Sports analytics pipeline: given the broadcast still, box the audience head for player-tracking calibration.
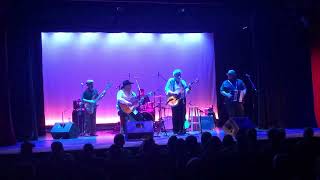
[176,138,186,153]
[51,141,64,154]
[201,132,212,148]
[185,135,199,155]
[268,128,286,144]
[186,135,198,146]
[268,128,279,141]
[114,134,125,148]
[236,129,247,141]
[83,143,94,153]
[167,135,178,153]
[141,137,156,153]
[278,128,286,141]
[207,136,222,152]
[109,144,122,159]
[223,134,235,147]
[247,128,257,142]
[303,127,314,139]
[20,141,35,155]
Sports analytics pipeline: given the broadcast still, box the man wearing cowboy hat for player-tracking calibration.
[116,80,142,134]
[220,70,247,118]
[82,79,99,136]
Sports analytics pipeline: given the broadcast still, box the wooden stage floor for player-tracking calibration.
[1,128,320,155]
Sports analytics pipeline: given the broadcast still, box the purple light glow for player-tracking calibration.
[42,32,217,125]
[52,32,74,44]
[160,33,180,42]
[183,33,203,42]
[106,33,129,44]
[79,32,100,43]
[134,33,154,42]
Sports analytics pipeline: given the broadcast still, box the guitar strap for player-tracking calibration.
[172,79,176,92]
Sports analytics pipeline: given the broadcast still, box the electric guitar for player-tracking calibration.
[119,91,154,114]
[84,83,112,114]
[166,78,199,107]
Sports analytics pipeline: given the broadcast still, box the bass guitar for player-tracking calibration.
[166,78,199,107]
[119,91,154,114]
[84,83,112,114]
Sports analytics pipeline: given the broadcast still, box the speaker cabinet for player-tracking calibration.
[126,121,153,140]
[200,116,215,130]
[223,117,255,136]
[50,122,80,139]
[190,116,215,131]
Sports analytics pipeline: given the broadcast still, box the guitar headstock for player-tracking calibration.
[147,91,155,97]
[190,78,199,85]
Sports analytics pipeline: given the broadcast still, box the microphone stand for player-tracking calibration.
[246,74,257,93]
[245,74,258,127]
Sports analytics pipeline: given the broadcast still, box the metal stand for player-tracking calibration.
[154,95,168,136]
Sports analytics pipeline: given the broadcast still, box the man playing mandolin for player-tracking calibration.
[82,80,99,136]
[165,69,190,135]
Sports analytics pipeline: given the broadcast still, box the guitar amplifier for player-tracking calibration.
[126,121,154,140]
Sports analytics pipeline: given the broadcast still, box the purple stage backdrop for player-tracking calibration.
[42,33,217,125]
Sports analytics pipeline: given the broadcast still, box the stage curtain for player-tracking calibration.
[312,46,320,127]
[215,3,317,128]
[0,31,16,146]
[253,4,316,128]
[6,29,46,140]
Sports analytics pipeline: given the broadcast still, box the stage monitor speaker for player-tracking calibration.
[50,122,80,139]
[200,116,215,130]
[223,117,255,136]
[190,116,215,131]
[126,121,154,140]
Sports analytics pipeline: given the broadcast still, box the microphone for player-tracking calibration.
[80,82,85,86]
[245,73,251,78]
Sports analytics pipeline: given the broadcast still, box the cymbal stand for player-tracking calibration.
[156,96,167,136]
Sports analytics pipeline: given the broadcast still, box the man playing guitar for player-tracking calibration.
[165,69,190,135]
[82,80,99,136]
[116,80,144,134]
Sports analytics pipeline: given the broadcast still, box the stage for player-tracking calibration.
[1,128,320,155]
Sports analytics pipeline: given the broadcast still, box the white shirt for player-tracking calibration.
[116,89,137,111]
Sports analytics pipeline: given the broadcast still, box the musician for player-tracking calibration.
[220,70,247,118]
[165,69,190,135]
[82,80,98,136]
[138,88,150,106]
[116,80,143,134]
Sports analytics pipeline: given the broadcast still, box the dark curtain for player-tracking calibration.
[215,2,316,128]
[0,31,16,146]
[252,2,316,128]
[1,1,46,143]
[310,2,320,127]
[7,30,46,140]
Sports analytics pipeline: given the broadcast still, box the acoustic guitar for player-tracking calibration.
[119,91,154,114]
[84,83,112,114]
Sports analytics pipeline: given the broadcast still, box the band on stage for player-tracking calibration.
[74,69,247,137]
